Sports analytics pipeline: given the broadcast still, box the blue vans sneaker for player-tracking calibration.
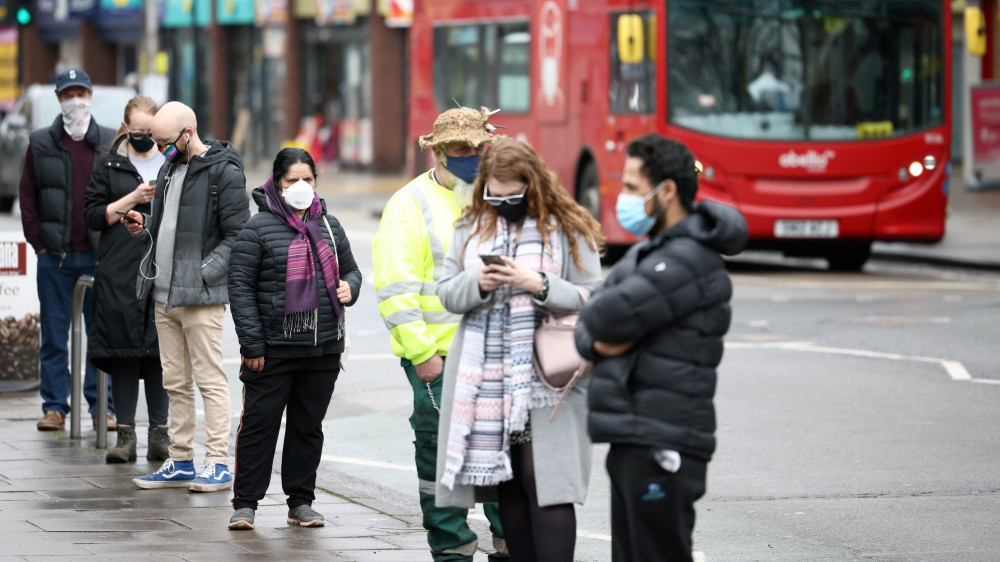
[188,463,233,492]
[133,459,196,489]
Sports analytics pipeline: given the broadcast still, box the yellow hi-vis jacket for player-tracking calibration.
[372,170,464,364]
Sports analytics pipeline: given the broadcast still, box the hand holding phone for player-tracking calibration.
[116,210,139,224]
[478,254,506,293]
[479,253,505,266]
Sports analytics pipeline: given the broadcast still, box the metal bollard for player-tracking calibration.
[70,275,109,447]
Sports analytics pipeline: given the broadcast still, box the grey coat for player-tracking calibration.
[434,223,603,508]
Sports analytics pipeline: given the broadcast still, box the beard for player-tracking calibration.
[453,178,474,208]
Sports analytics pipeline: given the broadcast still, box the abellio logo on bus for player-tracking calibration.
[778,149,836,173]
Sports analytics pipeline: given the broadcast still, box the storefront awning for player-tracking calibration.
[34,0,90,43]
[162,0,210,28]
[95,0,142,43]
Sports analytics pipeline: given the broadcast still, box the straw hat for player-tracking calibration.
[418,106,506,149]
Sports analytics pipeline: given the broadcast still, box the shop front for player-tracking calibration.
[160,0,211,135]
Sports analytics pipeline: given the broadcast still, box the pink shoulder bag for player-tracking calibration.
[533,286,591,422]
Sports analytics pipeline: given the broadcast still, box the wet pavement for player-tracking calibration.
[0,391,441,561]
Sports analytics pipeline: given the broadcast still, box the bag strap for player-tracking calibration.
[548,361,590,423]
[321,214,338,263]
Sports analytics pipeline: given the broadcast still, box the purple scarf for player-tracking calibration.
[263,176,342,335]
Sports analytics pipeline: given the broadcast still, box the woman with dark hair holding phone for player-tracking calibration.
[226,147,362,530]
[434,139,605,561]
[84,94,169,463]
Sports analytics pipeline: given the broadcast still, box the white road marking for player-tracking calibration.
[726,341,989,384]
[321,454,416,472]
[736,277,1000,292]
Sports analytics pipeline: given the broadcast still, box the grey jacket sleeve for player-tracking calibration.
[535,231,604,313]
[436,224,491,315]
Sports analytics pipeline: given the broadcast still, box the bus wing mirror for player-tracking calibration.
[966,6,987,56]
[617,14,645,65]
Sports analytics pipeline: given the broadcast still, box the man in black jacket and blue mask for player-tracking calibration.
[575,134,747,562]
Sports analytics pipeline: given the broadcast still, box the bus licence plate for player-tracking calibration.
[774,220,839,238]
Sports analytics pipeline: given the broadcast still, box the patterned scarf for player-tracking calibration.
[262,176,342,335]
[441,216,562,489]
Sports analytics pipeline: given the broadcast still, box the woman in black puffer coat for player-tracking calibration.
[84,95,170,464]
[226,147,361,530]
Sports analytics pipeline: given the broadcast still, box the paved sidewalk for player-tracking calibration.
[0,392,440,561]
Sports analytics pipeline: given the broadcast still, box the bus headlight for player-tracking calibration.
[694,160,716,180]
[908,161,924,177]
[923,155,937,170]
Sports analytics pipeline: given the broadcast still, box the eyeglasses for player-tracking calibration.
[125,124,152,140]
[156,129,185,151]
[483,183,527,206]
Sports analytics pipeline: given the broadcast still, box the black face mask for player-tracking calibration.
[128,132,155,153]
[495,199,528,223]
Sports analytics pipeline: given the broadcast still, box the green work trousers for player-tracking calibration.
[404,358,506,562]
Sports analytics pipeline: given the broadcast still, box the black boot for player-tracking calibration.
[106,425,137,463]
[147,426,172,461]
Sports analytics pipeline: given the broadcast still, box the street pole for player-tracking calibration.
[144,0,157,70]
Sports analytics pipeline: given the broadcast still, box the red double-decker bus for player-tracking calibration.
[407,0,951,270]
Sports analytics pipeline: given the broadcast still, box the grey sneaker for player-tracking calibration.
[287,505,325,527]
[228,508,255,530]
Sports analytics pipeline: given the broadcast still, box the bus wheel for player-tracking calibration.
[826,242,872,272]
[577,161,600,220]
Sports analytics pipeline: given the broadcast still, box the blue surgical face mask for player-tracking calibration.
[444,154,481,184]
[615,180,667,237]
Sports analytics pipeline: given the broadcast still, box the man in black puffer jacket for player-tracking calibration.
[19,69,116,432]
[575,134,747,562]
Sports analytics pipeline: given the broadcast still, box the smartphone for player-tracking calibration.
[480,253,505,266]
[148,179,156,187]
[115,210,138,224]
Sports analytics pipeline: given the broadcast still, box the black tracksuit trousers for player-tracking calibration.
[232,355,339,511]
[606,444,708,562]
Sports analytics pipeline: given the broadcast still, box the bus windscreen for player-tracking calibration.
[666,1,944,141]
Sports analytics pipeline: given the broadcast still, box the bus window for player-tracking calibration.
[498,24,531,112]
[666,1,943,141]
[434,26,485,110]
[433,22,531,113]
[610,11,656,114]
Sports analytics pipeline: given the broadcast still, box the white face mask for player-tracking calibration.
[60,97,92,141]
[282,180,315,210]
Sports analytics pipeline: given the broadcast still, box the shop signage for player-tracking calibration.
[162,0,210,28]
[315,0,353,25]
[385,0,411,27]
[255,0,287,26]
[0,27,16,113]
[0,233,40,392]
[971,84,1000,166]
[217,0,254,25]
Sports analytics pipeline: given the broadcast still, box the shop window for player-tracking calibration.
[434,22,531,113]
[610,11,656,114]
